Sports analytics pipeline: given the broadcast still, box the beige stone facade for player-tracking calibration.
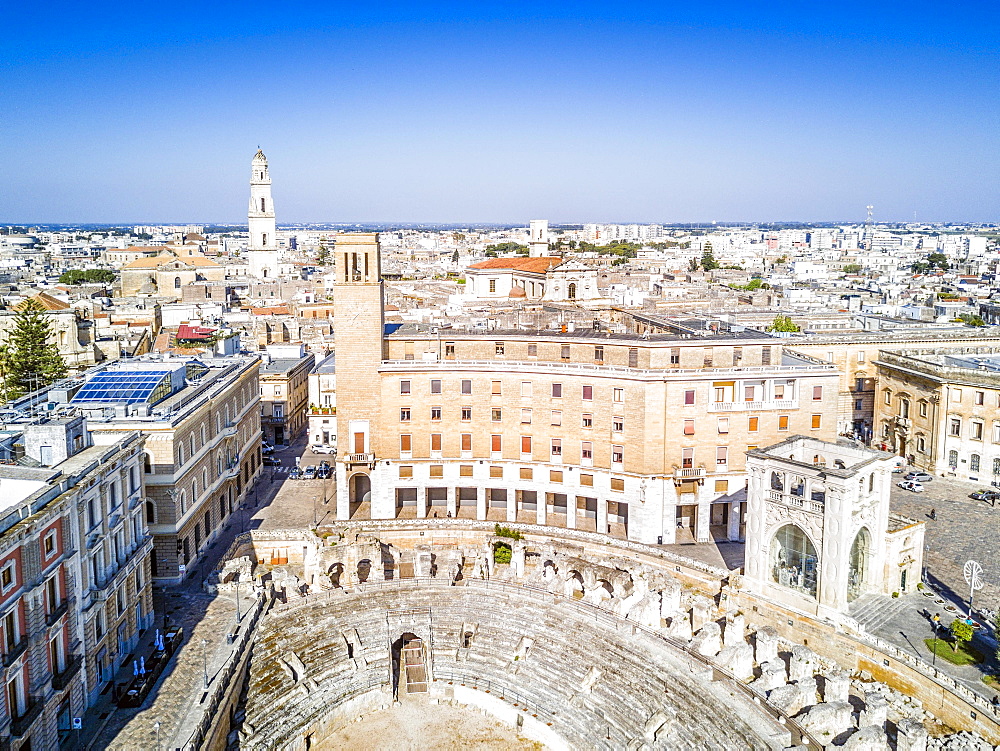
[259,345,314,446]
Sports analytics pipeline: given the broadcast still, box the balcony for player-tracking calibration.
[673,467,706,481]
[220,423,238,439]
[52,655,83,691]
[10,697,43,737]
[707,399,798,412]
[2,639,27,668]
[344,453,375,468]
[46,600,69,627]
[767,489,825,514]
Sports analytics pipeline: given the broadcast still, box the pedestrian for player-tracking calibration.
[929,508,936,520]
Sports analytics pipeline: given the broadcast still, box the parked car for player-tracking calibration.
[970,490,999,503]
[311,444,335,454]
[904,472,933,483]
[891,465,906,474]
[262,455,281,466]
[289,466,302,480]
[303,465,318,480]
[261,442,275,454]
[897,480,924,492]
[316,465,331,479]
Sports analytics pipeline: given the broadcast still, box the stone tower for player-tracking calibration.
[247,149,279,279]
[529,219,550,257]
[333,234,386,510]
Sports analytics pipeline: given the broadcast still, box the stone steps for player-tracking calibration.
[849,593,910,632]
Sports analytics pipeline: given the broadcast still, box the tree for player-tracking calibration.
[927,252,950,271]
[700,248,719,271]
[2,299,67,401]
[58,269,116,285]
[688,258,700,272]
[451,250,459,263]
[768,314,799,333]
[316,244,330,265]
[959,313,986,327]
[843,264,862,274]
[949,618,974,653]
[484,242,528,256]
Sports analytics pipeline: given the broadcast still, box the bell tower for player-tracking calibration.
[247,149,279,279]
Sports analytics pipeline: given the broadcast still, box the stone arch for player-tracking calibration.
[564,570,585,598]
[770,471,784,491]
[349,472,371,513]
[357,559,373,583]
[769,524,819,599]
[328,562,344,588]
[847,527,871,602]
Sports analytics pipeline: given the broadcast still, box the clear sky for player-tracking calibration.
[2,1,997,224]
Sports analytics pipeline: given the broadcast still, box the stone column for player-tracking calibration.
[822,669,850,703]
[691,596,713,631]
[696,500,711,543]
[723,613,746,648]
[476,488,487,521]
[417,487,427,519]
[566,497,577,529]
[536,493,547,525]
[788,645,815,682]
[895,718,927,751]
[446,486,456,518]
[753,626,779,664]
[596,498,607,534]
[859,691,887,729]
[727,500,742,541]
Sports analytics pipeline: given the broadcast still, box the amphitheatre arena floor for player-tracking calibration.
[314,700,543,751]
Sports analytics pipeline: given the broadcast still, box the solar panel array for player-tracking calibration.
[71,369,174,405]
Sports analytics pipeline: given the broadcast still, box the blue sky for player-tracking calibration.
[2,1,997,223]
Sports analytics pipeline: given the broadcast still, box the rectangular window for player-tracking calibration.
[527,344,537,357]
[560,344,571,361]
[857,350,865,363]
[461,407,472,421]
[489,279,497,293]
[431,434,443,451]
[492,408,502,422]
[460,465,474,477]
[744,385,755,402]
[521,408,532,424]
[952,389,962,403]
[551,410,562,426]
[431,407,442,421]
[919,401,928,417]
[613,387,624,403]
[520,381,532,397]
[773,384,785,400]
[703,350,714,368]
[399,465,413,478]
[628,348,638,367]
[43,530,57,558]
[884,390,891,405]
[811,414,822,429]
[733,346,743,365]
[855,399,863,410]
[430,379,442,394]
[581,441,593,460]
[400,408,411,422]
[495,341,505,356]
[490,466,503,478]
[917,436,926,453]
[812,385,823,401]
[612,445,624,463]
[430,465,444,478]
[491,435,502,452]
[610,478,625,492]
[976,391,985,405]
[761,347,771,366]
[551,383,562,398]
[670,348,680,365]
[520,468,533,480]
[491,380,502,396]
[748,416,759,432]
[461,379,472,394]
[521,436,532,454]
[950,418,961,436]
[594,346,604,362]
[612,416,624,432]
[549,470,563,483]
[580,473,594,487]
[994,423,1000,443]
[684,389,695,406]
[716,446,728,465]
[778,415,789,431]
[718,417,729,434]
[400,380,411,395]
[683,419,695,435]
[582,385,593,401]
[400,434,412,453]
[446,343,456,359]
[461,434,472,451]
[582,413,593,428]
[973,422,984,440]
[1,561,15,593]
[551,439,562,456]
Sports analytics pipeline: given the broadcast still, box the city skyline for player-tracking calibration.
[3,1,998,223]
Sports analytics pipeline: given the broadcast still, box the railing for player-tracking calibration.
[434,670,556,724]
[46,600,69,627]
[52,655,83,691]
[707,399,798,412]
[767,490,824,514]
[673,467,706,479]
[345,453,375,465]
[10,696,43,737]
[2,639,27,668]
[379,359,837,378]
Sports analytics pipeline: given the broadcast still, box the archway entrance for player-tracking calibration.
[769,524,818,598]
[390,633,427,697]
[848,528,871,602]
[349,473,371,519]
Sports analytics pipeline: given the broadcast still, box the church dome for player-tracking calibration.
[509,285,527,299]
[253,148,267,162]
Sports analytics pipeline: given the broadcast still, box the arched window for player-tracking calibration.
[900,398,910,418]
[770,471,784,491]
[145,501,156,524]
[174,277,181,289]
[770,524,818,598]
[262,233,268,246]
[971,454,981,472]
[848,528,871,601]
[260,197,266,212]
[144,453,153,474]
[568,282,577,299]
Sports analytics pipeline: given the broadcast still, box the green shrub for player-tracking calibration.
[493,542,512,564]
[494,523,523,541]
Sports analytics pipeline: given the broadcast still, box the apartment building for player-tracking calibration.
[0,420,151,748]
[307,353,337,448]
[875,349,1000,482]
[259,344,314,446]
[333,234,841,545]
[41,353,262,584]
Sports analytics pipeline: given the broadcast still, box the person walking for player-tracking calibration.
[929,508,936,520]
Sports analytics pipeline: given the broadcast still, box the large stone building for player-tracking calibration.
[246,149,280,280]
[0,293,100,372]
[334,234,842,545]
[118,248,226,300]
[258,344,314,446]
[307,352,337,448]
[874,348,1000,482]
[0,420,152,748]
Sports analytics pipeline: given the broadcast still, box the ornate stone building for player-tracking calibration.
[246,149,280,280]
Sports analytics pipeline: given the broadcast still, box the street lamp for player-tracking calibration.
[932,613,941,666]
[235,574,242,623]
[202,638,209,688]
[154,721,160,751]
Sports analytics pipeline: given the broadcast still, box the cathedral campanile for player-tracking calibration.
[247,149,279,279]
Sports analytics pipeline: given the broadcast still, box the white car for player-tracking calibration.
[311,444,335,454]
[897,480,924,493]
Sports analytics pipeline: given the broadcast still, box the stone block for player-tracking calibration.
[723,613,746,648]
[659,579,682,615]
[716,643,754,681]
[767,684,809,716]
[821,668,850,703]
[666,612,692,642]
[858,691,887,729]
[754,626,779,665]
[795,701,853,741]
[691,596,714,631]
[691,622,722,658]
[753,660,787,692]
[895,718,927,751]
[840,725,890,750]
[788,644,816,683]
